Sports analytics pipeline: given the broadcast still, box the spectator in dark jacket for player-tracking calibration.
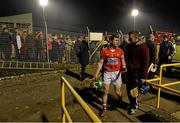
[145,34,157,78]
[58,37,65,63]
[119,34,129,57]
[25,31,35,61]
[119,34,129,84]
[145,34,157,64]
[35,32,44,61]
[126,31,149,115]
[51,37,59,62]
[79,36,89,81]
[0,28,12,60]
[74,36,82,63]
[158,35,175,74]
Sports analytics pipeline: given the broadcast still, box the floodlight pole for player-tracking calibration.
[42,6,49,63]
[131,9,139,31]
[133,16,136,31]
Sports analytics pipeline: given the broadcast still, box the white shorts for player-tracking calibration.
[103,71,122,87]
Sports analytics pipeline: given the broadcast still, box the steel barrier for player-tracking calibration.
[61,76,101,122]
[146,63,180,108]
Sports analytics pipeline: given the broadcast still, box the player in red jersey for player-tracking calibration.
[94,35,127,117]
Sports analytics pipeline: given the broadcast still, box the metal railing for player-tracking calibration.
[0,61,53,70]
[61,76,101,122]
[146,63,180,108]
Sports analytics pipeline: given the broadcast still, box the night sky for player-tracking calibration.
[0,0,179,33]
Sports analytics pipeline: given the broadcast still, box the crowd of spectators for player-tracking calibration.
[0,25,100,64]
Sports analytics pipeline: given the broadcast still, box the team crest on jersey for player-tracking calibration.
[116,54,120,58]
[106,58,118,65]
[106,54,110,57]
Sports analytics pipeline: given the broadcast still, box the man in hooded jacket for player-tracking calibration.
[126,31,149,115]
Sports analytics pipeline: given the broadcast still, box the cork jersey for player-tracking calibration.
[101,47,124,72]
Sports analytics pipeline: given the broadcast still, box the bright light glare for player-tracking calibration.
[131,9,139,17]
[39,0,48,6]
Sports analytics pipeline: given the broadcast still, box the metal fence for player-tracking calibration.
[0,26,101,64]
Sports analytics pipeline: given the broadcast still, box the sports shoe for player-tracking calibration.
[99,108,107,117]
[99,104,108,117]
[128,108,137,115]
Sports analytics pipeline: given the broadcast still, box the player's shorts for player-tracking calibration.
[103,71,122,87]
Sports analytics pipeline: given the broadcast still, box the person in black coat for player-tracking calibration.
[145,34,156,65]
[74,37,82,63]
[145,34,157,78]
[0,28,12,60]
[79,36,89,81]
[158,35,175,74]
[119,34,129,84]
[25,31,35,61]
[51,38,59,62]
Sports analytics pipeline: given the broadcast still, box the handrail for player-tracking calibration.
[146,79,180,94]
[146,63,180,108]
[160,63,180,67]
[162,81,180,87]
[61,76,101,122]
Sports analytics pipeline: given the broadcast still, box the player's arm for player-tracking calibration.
[94,58,104,79]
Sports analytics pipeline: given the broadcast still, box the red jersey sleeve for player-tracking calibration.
[120,49,125,59]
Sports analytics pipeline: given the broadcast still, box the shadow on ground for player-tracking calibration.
[65,69,94,80]
[149,86,180,103]
[162,69,180,79]
[74,87,129,113]
[65,69,81,80]
[147,69,180,102]
[41,114,49,122]
[137,108,180,122]
[137,113,160,122]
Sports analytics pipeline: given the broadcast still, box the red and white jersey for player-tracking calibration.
[101,47,124,72]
